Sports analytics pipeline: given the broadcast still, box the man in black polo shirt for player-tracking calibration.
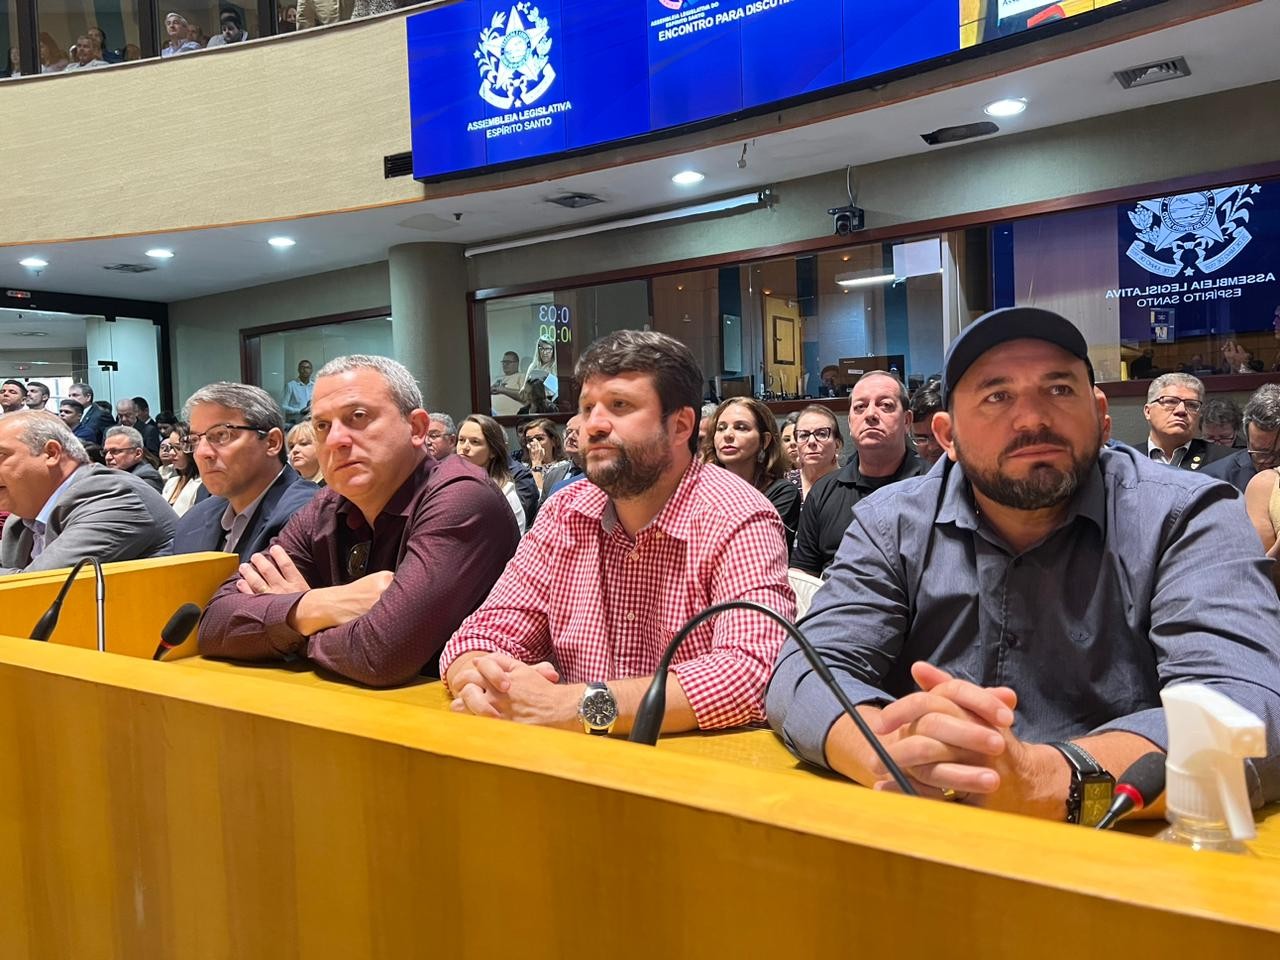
[792,371,926,575]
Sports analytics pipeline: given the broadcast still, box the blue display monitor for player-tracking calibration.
[408,1,1147,181]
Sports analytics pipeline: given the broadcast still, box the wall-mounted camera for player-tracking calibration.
[828,204,865,236]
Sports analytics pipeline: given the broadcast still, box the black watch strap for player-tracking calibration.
[1050,741,1114,826]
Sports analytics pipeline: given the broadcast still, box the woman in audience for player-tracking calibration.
[286,421,325,485]
[520,418,565,493]
[158,429,178,480]
[457,414,525,533]
[4,47,21,78]
[518,377,557,415]
[161,429,202,516]
[39,33,68,72]
[779,412,799,471]
[525,337,559,401]
[792,404,844,500]
[703,398,801,552]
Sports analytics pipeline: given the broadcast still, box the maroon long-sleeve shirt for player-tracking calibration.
[198,454,519,687]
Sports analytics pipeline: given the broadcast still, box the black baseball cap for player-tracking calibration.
[942,307,1094,405]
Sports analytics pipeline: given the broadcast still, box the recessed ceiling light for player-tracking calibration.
[268,237,296,249]
[145,248,175,259]
[19,257,47,268]
[671,170,705,186]
[983,97,1027,118]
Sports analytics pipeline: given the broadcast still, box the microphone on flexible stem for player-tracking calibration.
[1095,751,1166,830]
[153,603,203,661]
[29,556,107,651]
[628,599,918,797]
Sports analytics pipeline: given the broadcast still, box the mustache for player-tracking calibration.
[1003,430,1072,458]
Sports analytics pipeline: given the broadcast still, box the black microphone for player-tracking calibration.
[29,557,106,650]
[1095,751,1166,830]
[628,599,918,796]
[153,603,202,661]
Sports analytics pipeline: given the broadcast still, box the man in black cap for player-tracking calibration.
[767,307,1280,821]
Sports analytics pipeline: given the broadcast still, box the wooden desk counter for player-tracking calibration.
[2,641,1278,959]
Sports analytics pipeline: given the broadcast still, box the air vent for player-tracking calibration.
[12,331,48,337]
[102,263,157,274]
[547,193,604,209]
[384,151,414,178]
[920,121,999,146]
[1114,56,1191,90]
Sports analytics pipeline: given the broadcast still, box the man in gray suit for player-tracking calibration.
[0,412,177,575]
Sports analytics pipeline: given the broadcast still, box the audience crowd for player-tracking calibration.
[2,309,1279,820]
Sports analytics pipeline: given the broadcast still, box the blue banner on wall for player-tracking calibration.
[1113,183,1280,341]
[407,0,1144,180]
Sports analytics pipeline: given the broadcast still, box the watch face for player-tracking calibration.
[1080,778,1114,828]
[581,689,617,727]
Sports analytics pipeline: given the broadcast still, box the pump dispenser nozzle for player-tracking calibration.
[1159,683,1265,853]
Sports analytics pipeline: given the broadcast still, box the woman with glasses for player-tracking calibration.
[160,429,202,517]
[457,414,525,534]
[792,405,844,500]
[703,398,800,553]
[286,421,325,486]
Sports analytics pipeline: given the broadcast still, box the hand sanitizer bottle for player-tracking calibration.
[1157,684,1265,855]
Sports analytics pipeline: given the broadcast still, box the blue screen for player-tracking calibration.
[408,0,1126,180]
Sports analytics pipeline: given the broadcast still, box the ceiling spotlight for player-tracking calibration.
[671,170,705,186]
[983,97,1027,118]
[268,237,296,249]
[19,257,48,269]
[146,248,175,259]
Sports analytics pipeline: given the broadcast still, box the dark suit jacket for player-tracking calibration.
[81,405,112,444]
[171,465,318,562]
[1200,448,1257,492]
[1156,438,1233,472]
[509,457,539,527]
[0,464,177,574]
[128,461,164,492]
[135,418,162,456]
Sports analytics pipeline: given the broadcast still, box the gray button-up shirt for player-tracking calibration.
[767,445,1280,806]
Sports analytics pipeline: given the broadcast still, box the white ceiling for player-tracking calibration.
[3,1,1278,304]
[0,308,94,352]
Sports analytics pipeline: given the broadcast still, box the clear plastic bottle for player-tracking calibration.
[1156,684,1264,856]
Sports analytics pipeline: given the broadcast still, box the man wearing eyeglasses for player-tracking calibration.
[1203,383,1280,492]
[791,371,927,576]
[103,426,164,492]
[1143,373,1231,472]
[197,356,518,687]
[170,383,318,562]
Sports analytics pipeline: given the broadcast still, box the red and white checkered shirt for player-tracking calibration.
[440,459,795,729]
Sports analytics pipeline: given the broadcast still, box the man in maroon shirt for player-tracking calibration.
[198,355,520,686]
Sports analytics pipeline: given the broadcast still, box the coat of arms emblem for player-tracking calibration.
[475,3,556,110]
[1125,184,1260,278]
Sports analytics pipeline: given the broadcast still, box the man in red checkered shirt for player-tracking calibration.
[441,330,794,735]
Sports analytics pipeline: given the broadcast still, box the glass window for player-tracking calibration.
[476,233,956,418]
[1,0,18,78]
[161,3,257,57]
[37,0,143,70]
[243,315,393,424]
[993,175,1280,380]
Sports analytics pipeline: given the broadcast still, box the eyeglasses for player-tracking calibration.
[795,427,835,443]
[159,442,179,453]
[1150,396,1203,413]
[1248,448,1280,466]
[180,423,268,453]
[102,445,140,459]
[346,541,371,579]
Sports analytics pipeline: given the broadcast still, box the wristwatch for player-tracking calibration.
[578,682,618,736]
[1050,741,1114,826]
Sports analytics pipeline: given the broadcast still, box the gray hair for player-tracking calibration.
[428,412,457,436]
[701,403,718,419]
[104,425,143,448]
[316,355,423,416]
[183,382,285,432]
[1244,384,1280,434]
[1147,372,1205,404]
[6,411,89,464]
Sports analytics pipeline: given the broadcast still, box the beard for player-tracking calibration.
[955,426,1099,511]
[585,426,673,500]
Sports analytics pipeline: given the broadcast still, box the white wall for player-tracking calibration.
[85,316,161,411]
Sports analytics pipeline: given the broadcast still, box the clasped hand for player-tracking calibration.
[237,545,395,635]
[450,652,578,728]
[867,662,1050,812]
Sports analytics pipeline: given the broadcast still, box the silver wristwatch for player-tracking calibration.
[578,682,618,736]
